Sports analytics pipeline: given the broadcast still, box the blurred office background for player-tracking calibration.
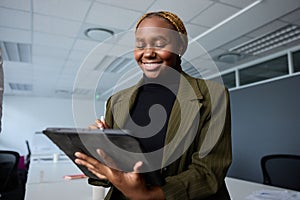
[0,0,299,184]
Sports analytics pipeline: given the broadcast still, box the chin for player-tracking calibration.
[144,73,160,79]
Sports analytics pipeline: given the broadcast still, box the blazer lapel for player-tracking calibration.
[110,80,142,129]
[162,73,203,167]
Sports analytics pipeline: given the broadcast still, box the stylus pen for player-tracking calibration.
[100,115,105,130]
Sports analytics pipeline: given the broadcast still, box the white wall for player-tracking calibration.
[0,95,105,155]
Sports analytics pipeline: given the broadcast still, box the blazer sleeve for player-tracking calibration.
[161,85,232,200]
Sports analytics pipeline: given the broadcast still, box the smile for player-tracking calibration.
[142,62,162,70]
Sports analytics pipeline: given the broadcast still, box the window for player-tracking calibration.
[239,55,288,86]
[292,50,300,73]
[221,72,236,89]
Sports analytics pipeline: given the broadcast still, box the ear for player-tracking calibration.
[178,45,184,56]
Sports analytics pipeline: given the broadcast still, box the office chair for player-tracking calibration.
[261,154,300,191]
[0,150,20,198]
[25,140,31,169]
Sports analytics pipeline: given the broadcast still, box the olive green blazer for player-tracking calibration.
[89,72,232,200]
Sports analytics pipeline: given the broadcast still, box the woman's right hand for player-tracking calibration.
[88,117,109,130]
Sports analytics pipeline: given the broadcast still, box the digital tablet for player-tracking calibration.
[43,127,165,186]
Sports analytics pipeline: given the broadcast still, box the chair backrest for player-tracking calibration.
[261,154,300,191]
[25,140,31,169]
[0,150,20,192]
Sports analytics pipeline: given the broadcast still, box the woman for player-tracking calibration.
[75,11,232,200]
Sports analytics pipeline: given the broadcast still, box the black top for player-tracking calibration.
[124,72,180,153]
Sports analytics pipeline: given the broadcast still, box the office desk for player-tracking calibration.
[225,177,300,200]
[25,156,106,200]
[25,157,298,200]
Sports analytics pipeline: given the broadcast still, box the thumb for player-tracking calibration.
[133,161,143,173]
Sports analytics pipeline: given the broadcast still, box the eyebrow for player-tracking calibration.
[135,35,170,43]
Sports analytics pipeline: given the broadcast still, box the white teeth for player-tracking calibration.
[144,63,158,66]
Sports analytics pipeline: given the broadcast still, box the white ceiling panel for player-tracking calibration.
[191,3,239,27]
[185,24,208,38]
[86,3,141,30]
[246,20,288,38]
[219,0,257,9]
[32,55,65,67]
[68,50,89,63]
[0,0,31,11]
[3,62,34,83]
[33,14,82,37]
[148,0,213,22]
[33,0,91,21]
[32,45,70,59]
[220,36,253,50]
[95,0,155,12]
[0,8,31,30]
[0,27,31,43]
[280,8,300,23]
[73,39,99,53]
[33,32,74,49]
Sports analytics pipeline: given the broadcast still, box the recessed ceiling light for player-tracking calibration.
[84,28,114,42]
[218,52,242,63]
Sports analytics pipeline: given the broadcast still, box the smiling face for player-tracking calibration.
[134,16,183,79]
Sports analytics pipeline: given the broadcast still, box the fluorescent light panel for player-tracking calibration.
[229,24,300,55]
[9,83,33,91]
[0,41,32,63]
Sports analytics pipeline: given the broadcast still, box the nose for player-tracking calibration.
[143,47,156,57]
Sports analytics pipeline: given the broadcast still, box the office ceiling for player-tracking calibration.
[1,0,300,100]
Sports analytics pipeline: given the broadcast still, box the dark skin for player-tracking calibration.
[75,15,183,200]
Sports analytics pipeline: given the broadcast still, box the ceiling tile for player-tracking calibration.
[32,45,70,58]
[185,23,208,38]
[95,0,155,12]
[34,14,82,37]
[0,27,31,43]
[0,7,31,30]
[280,8,300,23]
[191,3,239,27]
[3,62,34,82]
[62,60,81,75]
[148,0,213,22]
[33,0,91,21]
[33,32,74,49]
[73,39,99,52]
[86,2,141,30]
[219,0,257,9]
[220,36,253,50]
[32,55,65,67]
[0,0,31,11]
[68,50,89,62]
[246,20,288,38]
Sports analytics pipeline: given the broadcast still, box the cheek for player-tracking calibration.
[158,50,177,63]
[133,50,141,62]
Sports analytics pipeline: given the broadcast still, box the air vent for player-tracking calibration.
[0,41,32,63]
[229,24,300,56]
[9,83,33,91]
[94,55,134,73]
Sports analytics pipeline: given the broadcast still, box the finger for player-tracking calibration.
[133,161,143,173]
[74,158,97,170]
[74,152,104,169]
[88,168,108,180]
[95,119,109,129]
[88,124,99,130]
